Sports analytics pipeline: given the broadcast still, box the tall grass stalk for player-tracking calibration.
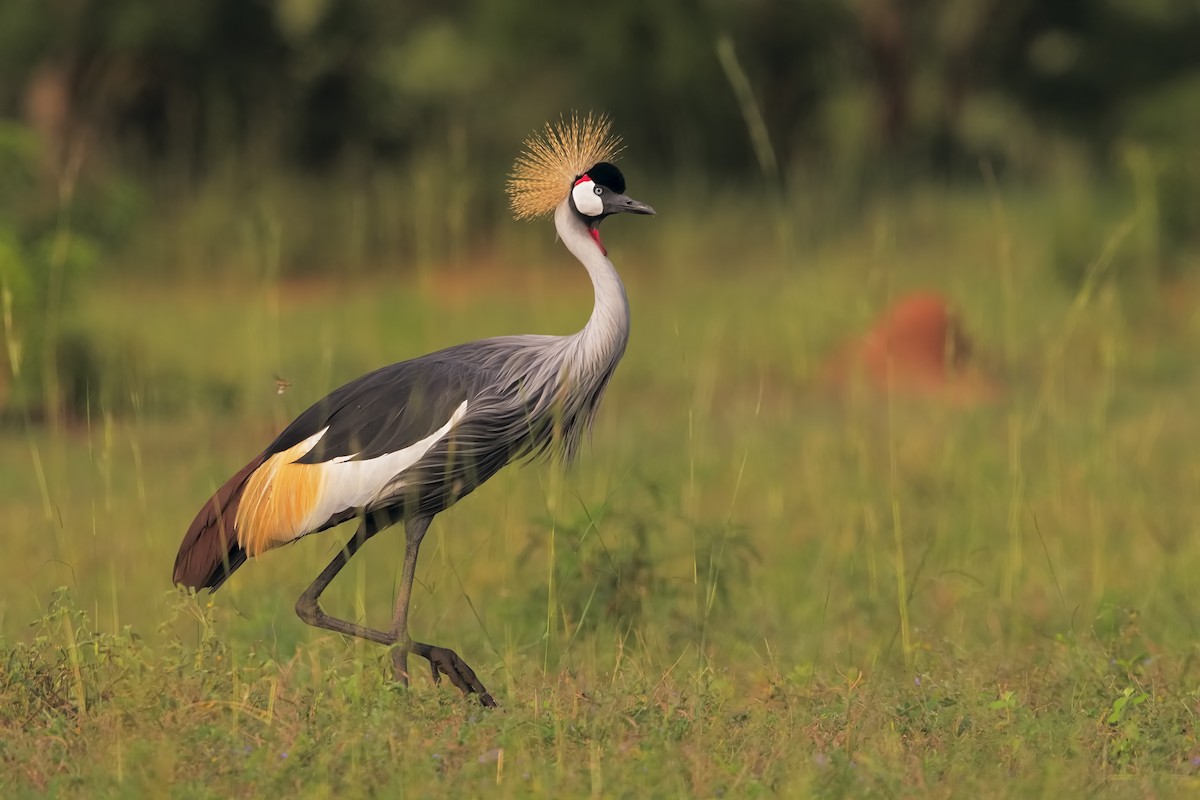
[981,161,1016,368]
[887,363,913,671]
[1003,413,1025,609]
[1028,214,1137,433]
[542,464,562,676]
[715,36,778,183]
[40,154,83,430]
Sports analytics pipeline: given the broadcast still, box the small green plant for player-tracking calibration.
[0,587,140,722]
[1103,686,1150,770]
[1105,685,1148,726]
[523,491,669,638]
[988,688,1018,713]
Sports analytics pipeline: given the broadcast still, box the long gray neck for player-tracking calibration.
[553,200,631,373]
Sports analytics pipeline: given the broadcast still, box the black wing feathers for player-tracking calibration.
[272,358,480,466]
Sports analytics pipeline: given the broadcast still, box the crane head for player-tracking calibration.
[507,113,654,223]
[568,162,655,223]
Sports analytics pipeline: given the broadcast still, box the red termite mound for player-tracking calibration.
[822,292,999,404]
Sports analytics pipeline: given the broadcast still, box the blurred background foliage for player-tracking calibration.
[0,0,1197,420]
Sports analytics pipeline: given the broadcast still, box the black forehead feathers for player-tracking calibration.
[579,162,625,194]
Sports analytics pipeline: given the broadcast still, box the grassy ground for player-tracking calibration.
[2,182,1200,797]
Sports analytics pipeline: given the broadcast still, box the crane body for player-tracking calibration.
[173,115,653,706]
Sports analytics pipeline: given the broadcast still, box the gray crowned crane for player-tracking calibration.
[173,114,654,706]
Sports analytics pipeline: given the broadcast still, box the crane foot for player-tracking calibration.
[405,641,496,707]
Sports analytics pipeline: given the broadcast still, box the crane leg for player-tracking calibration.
[386,513,494,705]
[388,515,496,707]
[294,517,398,645]
[293,514,495,706]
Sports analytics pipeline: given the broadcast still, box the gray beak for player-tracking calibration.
[603,192,656,216]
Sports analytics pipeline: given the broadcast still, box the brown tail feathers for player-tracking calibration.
[173,454,266,591]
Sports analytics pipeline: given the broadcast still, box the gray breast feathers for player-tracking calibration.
[363,334,623,517]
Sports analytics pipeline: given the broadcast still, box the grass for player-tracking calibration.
[3,178,1200,797]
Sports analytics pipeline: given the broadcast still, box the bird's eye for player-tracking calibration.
[594,186,603,196]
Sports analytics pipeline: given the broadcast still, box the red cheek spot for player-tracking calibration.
[574,175,591,186]
[589,228,607,256]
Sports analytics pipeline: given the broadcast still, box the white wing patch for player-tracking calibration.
[298,400,468,533]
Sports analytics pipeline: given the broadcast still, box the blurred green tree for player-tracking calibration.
[0,0,1194,290]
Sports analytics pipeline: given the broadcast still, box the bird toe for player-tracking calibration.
[413,642,496,707]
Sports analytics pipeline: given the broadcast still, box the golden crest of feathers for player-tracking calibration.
[507,112,623,220]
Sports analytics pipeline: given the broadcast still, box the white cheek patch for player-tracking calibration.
[572,178,604,217]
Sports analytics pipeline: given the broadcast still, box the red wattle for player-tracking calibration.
[589,228,607,255]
